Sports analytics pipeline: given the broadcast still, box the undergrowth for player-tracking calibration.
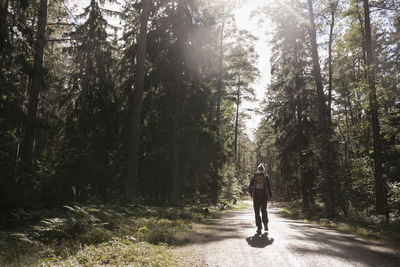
[0,201,244,266]
[43,239,179,266]
[278,200,400,246]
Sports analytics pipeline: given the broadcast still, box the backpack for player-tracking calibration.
[254,172,265,190]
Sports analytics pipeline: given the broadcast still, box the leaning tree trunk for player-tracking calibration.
[125,0,152,203]
[362,0,387,215]
[21,0,48,166]
[307,0,335,218]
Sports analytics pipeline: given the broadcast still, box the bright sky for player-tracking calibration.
[234,0,271,141]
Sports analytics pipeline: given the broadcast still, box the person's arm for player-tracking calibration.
[248,175,255,197]
[266,174,272,199]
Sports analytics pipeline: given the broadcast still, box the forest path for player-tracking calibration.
[176,201,400,267]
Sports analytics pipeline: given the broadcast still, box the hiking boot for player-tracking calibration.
[256,228,261,235]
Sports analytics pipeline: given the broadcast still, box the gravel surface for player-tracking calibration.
[176,201,400,267]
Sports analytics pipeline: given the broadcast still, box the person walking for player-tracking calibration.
[249,163,272,235]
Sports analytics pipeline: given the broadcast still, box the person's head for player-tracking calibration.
[257,163,265,172]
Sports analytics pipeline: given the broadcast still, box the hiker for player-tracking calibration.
[248,163,272,235]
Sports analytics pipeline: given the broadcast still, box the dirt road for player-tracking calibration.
[177,201,400,267]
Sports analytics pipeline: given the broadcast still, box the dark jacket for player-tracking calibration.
[248,171,272,198]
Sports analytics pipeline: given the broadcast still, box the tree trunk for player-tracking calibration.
[170,2,186,203]
[170,93,182,203]
[0,0,9,50]
[356,1,368,80]
[362,0,387,215]
[295,74,309,209]
[216,21,224,139]
[343,85,353,209]
[21,0,48,166]
[328,2,337,124]
[307,0,335,218]
[234,74,241,162]
[125,0,152,203]
[266,147,272,179]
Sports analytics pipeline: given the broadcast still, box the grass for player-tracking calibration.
[278,201,400,246]
[229,200,249,210]
[0,200,246,266]
[213,200,249,214]
[43,239,179,266]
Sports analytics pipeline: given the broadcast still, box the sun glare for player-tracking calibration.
[234,0,271,140]
[276,0,309,25]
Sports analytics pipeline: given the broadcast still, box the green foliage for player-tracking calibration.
[0,202,215,266]
[43,239,179,267]
[255,0,400,217]
[0,201,248,266]
[56,0,121,202]
[132,218,190,245]
[1,0,263,210]
[388,182,400,212]
[220,163,242,202]
[256,0,319,205]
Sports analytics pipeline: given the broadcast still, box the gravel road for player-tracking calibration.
[176,201,400,267]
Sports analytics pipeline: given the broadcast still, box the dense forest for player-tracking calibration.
[1,0,399,222]
[256,0,400,219]
[0,0,257,213]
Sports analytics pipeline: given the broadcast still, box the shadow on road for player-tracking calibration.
[183,208,255,245]
[246,234,274,248]
[285,220,400,266]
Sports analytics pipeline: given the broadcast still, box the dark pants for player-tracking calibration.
[253,191,269,231]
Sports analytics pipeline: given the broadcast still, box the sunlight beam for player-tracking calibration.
[275,0,310,26]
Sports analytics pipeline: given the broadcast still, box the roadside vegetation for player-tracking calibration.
[0,201,246,266]
[279,200,400,246]
[255,0,400,221]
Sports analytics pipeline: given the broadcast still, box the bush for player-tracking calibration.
[220,163,242,202]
